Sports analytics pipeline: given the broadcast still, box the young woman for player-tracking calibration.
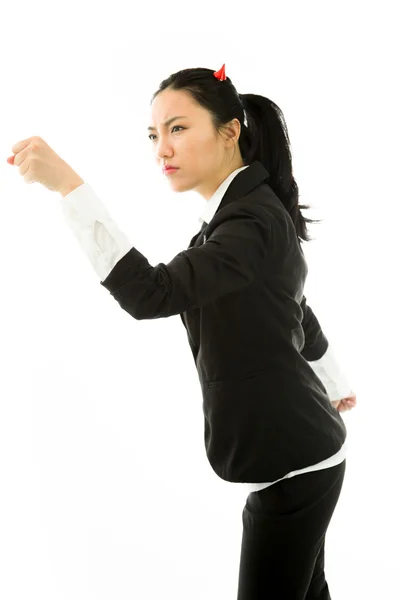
[11,63,356,599]
[143,65,356,598]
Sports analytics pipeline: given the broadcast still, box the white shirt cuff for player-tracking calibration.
[308,343,353,401]
[59,182,133,281]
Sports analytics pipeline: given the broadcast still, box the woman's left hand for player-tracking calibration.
[6,136,83,195]
[331,393,357,412]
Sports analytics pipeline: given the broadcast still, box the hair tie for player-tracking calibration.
[213,63,226,81]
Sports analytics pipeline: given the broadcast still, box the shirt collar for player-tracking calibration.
[198,165,250,226]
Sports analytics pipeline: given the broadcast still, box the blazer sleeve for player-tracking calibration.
[301,295,354,400]
[299,295,329,361]
[100,202,271,319]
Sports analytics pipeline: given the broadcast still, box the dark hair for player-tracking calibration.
[151,67,322,243]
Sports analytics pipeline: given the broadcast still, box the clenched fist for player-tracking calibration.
[7,136,83,196]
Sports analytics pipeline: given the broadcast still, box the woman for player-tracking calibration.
[143,64,356,599]
[10,63,356,599]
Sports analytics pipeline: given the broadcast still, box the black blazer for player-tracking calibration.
[100,160,347,483]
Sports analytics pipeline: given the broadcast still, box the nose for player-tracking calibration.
[155,136,174,162]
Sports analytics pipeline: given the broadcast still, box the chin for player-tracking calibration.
[170,184,189,193]
[167,178,192,193]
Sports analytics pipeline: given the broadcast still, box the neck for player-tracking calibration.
[198,158,245,201]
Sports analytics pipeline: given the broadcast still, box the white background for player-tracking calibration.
[0,2,398,599]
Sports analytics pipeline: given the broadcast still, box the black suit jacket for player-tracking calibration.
[100,160,347,483]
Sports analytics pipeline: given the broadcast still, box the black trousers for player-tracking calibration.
[236,459,346,600]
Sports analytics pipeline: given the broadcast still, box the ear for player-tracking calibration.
[221,118,241,148]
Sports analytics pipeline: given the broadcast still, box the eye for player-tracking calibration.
[148,125,185,141]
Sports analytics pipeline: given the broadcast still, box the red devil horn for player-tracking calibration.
[213,64,226,81]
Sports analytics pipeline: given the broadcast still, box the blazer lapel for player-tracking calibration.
[186,160,270,250]
[187,220,208,249]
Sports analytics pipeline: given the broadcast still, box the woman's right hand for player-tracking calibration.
[331,393,357,412]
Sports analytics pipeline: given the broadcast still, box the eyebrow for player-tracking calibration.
[147,116,188,131]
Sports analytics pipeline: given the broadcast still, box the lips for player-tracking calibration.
[162,166,179,173]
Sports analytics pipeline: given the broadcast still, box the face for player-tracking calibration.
[148,88,242,200]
